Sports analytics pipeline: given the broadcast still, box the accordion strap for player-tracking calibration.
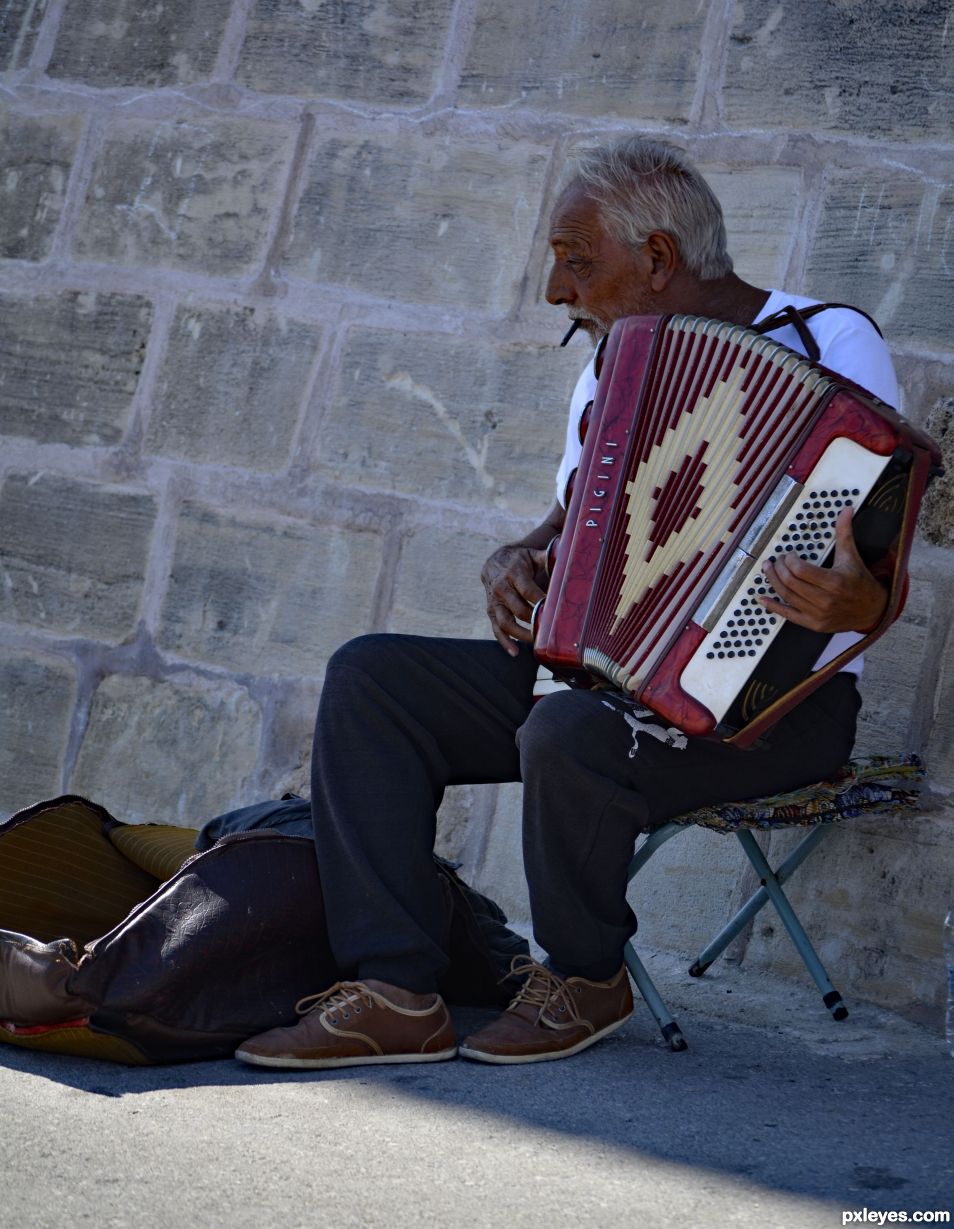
[753,302,884,363]
[725,442,931,750]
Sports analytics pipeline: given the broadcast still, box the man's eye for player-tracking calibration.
[567,258,591,274]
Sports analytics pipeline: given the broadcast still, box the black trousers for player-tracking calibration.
[310,634,860,992]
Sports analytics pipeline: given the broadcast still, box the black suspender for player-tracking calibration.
[752,301,884,363]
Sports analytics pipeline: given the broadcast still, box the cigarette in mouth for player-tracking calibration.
[560,320,581,346]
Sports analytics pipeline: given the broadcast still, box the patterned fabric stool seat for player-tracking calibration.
[624,755,925,1051]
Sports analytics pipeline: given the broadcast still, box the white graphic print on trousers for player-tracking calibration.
[601,700,689,757]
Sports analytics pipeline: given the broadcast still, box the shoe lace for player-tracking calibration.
[294,982,375,1023]
[504,957,582,1025]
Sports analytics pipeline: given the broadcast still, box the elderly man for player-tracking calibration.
[236,136,897,1069]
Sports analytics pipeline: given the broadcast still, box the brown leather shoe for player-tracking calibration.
[235,980,457,1069]
[459,958,633,1064]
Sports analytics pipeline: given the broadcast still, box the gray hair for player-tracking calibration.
[569,137,733,280]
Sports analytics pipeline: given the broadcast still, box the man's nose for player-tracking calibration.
[545,262,574,306]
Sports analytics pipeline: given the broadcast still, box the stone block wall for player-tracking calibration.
[1,0,952,1020]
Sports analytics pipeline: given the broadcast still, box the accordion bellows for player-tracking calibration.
[534,314,940,744]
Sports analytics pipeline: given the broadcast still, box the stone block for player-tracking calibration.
[704,165,803,289]
[0,0,49,70]
[468,782,529,924]
[744,814,954,1014]
[0,474,156,640]
[158,501,384,676]
[804,170,952,350]
[459,0,706,120]
[724,0,954,141]
[263,680,323,802]
[0,290,151,446]
[146,304,321,470]
[435,783,499,866]
[75,118,296,277]
[237,0,454,104]
[317,328,582,517]
[48,0,231,87]
[853,578,933,758]
[0,651,76,819]
[919,398,954,548]
[389,527,499,640]
[0,112,82,261]
[285,133,549,311]
[70,673,262,827]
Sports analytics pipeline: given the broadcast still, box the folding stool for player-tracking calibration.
[622,755,925,1051]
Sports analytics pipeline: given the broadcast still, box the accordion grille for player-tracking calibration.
[586,316,834,686]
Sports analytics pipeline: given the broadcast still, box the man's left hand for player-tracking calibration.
[760,507,888,633]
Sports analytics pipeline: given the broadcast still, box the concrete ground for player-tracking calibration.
[1,950,951,1229]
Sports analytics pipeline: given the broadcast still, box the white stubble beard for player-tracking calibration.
[568,311,609,345]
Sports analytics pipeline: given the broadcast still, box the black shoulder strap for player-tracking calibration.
[593,333,610,379]
[753,301,884,363]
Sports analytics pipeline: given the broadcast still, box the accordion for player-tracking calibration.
[534,314,941,747]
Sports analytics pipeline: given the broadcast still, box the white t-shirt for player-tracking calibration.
[552,292,901,677]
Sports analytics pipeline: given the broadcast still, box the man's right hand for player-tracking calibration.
[481,544,550,656]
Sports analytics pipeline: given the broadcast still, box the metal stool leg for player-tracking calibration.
[624,823,691,1050]
[688,824,830,976]
[624,940,688,1051]
[735,828,848,1021]
[626,821,686,878]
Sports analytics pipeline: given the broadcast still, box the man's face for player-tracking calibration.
[545,182,653,343]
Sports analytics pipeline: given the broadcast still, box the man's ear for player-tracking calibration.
[644,231,679,290]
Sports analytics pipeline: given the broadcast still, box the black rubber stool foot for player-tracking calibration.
[823,990,849,1021]
[688,960,711,977]
[661,1022,689,1051]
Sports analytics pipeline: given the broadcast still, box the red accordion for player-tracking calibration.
[534,314,940,747]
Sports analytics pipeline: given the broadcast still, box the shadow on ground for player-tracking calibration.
[2,960,951,1217]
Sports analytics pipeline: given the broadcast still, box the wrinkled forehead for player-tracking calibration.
[548,181,606,246]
